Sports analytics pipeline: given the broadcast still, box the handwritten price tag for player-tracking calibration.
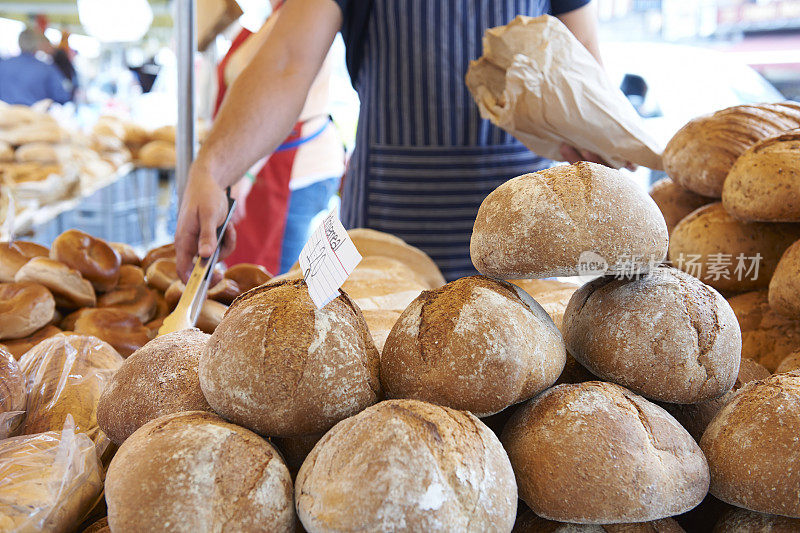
[299,208,362,308]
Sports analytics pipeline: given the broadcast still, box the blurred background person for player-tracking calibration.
[0,27,71,105]
[51,30,78,100]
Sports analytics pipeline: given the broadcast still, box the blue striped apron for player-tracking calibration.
[341,0,552,281]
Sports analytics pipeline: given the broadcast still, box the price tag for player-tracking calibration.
[299,208,362,308]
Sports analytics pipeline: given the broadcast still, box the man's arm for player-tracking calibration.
[556,2,602,66]
[176,0,342,280]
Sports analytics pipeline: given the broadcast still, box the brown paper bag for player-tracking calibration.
[466,15,664,170]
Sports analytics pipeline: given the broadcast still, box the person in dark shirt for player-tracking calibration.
[0,28,71,106]
[176,0,604,281]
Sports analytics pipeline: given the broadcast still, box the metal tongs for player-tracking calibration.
[158,190,236,335]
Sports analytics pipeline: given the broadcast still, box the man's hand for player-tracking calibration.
[175,165,237,282]
[558,143,637,171]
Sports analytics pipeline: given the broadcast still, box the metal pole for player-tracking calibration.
[175,0,196,202]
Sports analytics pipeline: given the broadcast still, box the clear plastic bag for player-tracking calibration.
[0,346,26,440]
[18,334,123,458]
[0,420,104,533]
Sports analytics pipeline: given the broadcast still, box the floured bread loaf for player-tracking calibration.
[649,177,712,234]
[563,267,741,404]
[295,399,516,533]
[361,308,401,353]
[502,382,709,524]
[381,275,565,416]
[97,329,213,445]
[200,279,380,437]
[348,228,445,288]
[701,371,800,517]
[471,162,668,279]
[343,255,426,312]
[105,411,294,532]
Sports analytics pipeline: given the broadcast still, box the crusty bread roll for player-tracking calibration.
[649,177,713,234]
[109,242,141,266]
[200,279,380,437]
[0,325,62,359]
[14,257,96,308]
[223,262,271,292]
[361,308,401,353]
[701,371,800,517]
[0,240,48,282]
[727,290,800,371]
[662,357,770,441]
[0,430,103,533]
[509,278,579,330]
[138,140,175,168]
[382,275,566,416]
[776,351,800,373]
[97,284,157,323]
[97,329,213,445]
[0,347,26,439]
[471,162,668,279]
[348,228,446,288]
[563,267,741,403]
[50,229,121,293]
[116,264,145,287]
[513,510,686,532]
[105,411,294,532]
[296,399,517,533]
[140,243,175,271]
[769,239,800,318]
[145,257,177,292]
[0,282,56,340]
[502,382,709,524]
[722,130,800,222]
[72,309,152,357]
[663,102,800,197]
[713,508,800,532]
[669,203,800,292]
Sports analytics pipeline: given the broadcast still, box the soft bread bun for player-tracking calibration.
[105,411,294,532]
[0,325,63,359]
[0,430,103,533]
[722,130,800,222]
[206,278,241,305]
[361,309,401,353]
[727,290,800,371]
[0,347,26,439]
[649,177,713,234]
[776,351,800,373]
[116,264,145,287]
[122,122,149,147]
[513,510,686,532]
[138,140,175,168]
[97,284,157,323]
[14,257,96,308]
[295,399,516,533]
[140,243,174,271]
[50,229,121,292]
[0,282,56,340]
[223,262,271,291]
[348,228,446,288]
[109,242,141,266]
[663,102,800,197]
[713,508,800,532]
[662,357,770,441]
[97,329,213,445]
[509,279,579,330]
[0,140,12,162]
[563,267,742,404]
[669,203,800,292]
[18,334,123,453]
[769,240,800,318]
[502,381,709,524]
[701,371,800,517]
[471,162,669,279]
[149,124,176,144]
[72,309,152,357]
[382,275,566,416]
[0,241,49,282]
[200,279,380,437]
[145,257,177,292]
[14,142,59,163]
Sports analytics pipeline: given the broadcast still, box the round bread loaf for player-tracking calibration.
[343,255,427,312]
[97,329,213,445]
[116,264,145,287]
[0,282,55,340]
[106,411,294,532]
[223,262,272,291]
[0,241,48,282]
[723,130,800,222]
[0,430,103,533]
[200,279,380,437]
[72,308,152,357]
[361,308,401,353]
[769,239,800,318]
[14,257,96,308]
[669,202,800,292]
[513,510,686,532]
[510,279,579,330]
[381,275,566,416]
[0,347,26,439]
[713,508,800,532]
[50,229,121,292]
[348,228,446,288]
[777,351,800,373]
[471,162,668,279]
[295,399,516,533]
[502,381,709,524]
[727,290,800,371]
[649,177,713,234]
[563,267,741,403]
[700,371,800,517]
[663,103,800,197]
[109,242,141,266]
[0,325,62,359]
[97,284,157,323]
[662,357,770,441]
[18,334,123,452]
[141,243,174,272]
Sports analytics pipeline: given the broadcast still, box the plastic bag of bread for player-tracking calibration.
[18,334,123,457]
[0,347,26,439]
[0,422,103,533]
